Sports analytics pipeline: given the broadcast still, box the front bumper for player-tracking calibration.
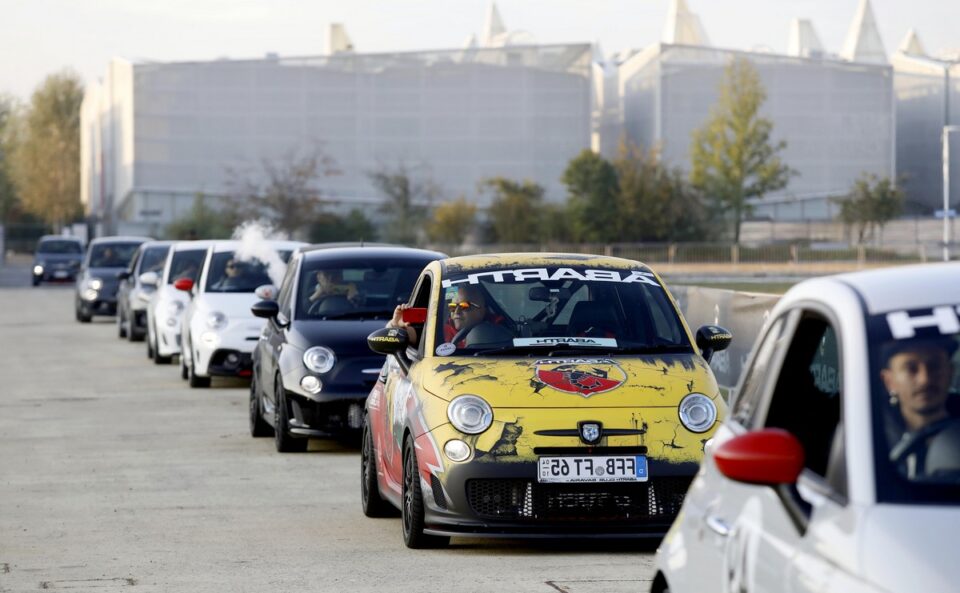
[286,390,368,437]
[191,322,260,376]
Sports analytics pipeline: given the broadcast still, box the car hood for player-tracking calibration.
[35,254,82,265]
[419,353,717,408]
[195,293,262,318]
[287,319,392,354]
[860,504,960,593]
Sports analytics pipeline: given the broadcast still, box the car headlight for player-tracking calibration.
[166,301,185,317]
[447,395,493,435]
[205,311,228,330]
[87,278,103,291]
[678,393,718,433]
[33,265,44,275]
[303,346,336,374]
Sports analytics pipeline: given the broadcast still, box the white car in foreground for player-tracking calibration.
[653,262,960,593]
[144,240,214,364]
[179,240,303,388]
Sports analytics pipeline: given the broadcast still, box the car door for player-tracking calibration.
[262,254,299,409]
[706,307,848,593]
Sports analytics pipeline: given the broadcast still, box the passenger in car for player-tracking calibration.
[446,285,512,347]
[309,270,359,304]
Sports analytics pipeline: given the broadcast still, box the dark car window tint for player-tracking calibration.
[204,252,278,293]
[167,249,206,284]
[732,315,788,427]
[140,246,170,275]
[37,240,82,254]
[89,243,141,268]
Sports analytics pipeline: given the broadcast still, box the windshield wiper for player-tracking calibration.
[318,310,393,320]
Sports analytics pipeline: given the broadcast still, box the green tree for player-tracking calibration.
[9,71,84,230]
[369,164,436,246]
[0,95,21,222]
[690,57,792,243]
[165,193,239,239]
[615,141,710,242]
[482,178,545,244]
[561,149,619,242]
[226,148,336,238]
[309,209,378,243]
[426,197,477,244]
[835,174,904,244]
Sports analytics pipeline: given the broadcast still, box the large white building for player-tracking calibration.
[81,7,593,234]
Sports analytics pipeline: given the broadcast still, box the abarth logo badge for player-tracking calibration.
[532,358,627,398]
[579,421,602,445]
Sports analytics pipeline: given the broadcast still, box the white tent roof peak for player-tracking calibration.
[481,2,507,47]
[899,29,926,56]
[326,23,353,55]
[788,19,824,58]
[662,0,710,46]
[840,0,887,64]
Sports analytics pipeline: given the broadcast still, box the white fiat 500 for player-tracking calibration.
[144,240,215,365]
[179,240,303,387]
[653,262,960,593]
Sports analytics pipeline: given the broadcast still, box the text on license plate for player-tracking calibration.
[537,455,648,483]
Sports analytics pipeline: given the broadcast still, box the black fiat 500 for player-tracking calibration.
[75,236,151,322]
[249,245,445,452]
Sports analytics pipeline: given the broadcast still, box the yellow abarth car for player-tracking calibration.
[362,254,732,548]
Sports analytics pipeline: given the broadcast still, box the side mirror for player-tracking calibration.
[139,271,159,287]
[255,284,278,300]
[251,300,280,319]
[714,429,805,486]
[174,278,194,293]
[116,270,131,280]
[368,327,412,372]
[696,325,732,363]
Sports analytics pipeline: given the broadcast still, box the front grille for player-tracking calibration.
[465,477,691,522]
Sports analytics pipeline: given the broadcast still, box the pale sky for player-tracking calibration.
[2,0,958,100]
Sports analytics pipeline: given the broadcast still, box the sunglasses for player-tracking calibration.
[448,301,481,313]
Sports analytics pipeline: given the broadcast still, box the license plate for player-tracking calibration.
[537,455,648,483]
[53,270,68,278]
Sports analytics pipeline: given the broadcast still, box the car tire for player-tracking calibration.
[128,313,145,342]
[32,277,40,287]
[180,353,189,380]
[188,350,211,388]
[361,415,396,518]
[249,372,273,438]
[76,304,92,323]
[401,437,449,549]
[117,308,128,338]
[147,332,155,359]
[274,379,307,453]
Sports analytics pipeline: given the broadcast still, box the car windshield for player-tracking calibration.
[296,259,426,320]
[37,239,82,254]
[204,251,286,293]
[140,245,170,275]
[869,304,960,504]
[434,264,691,355]
[167,249,206,284]
[89,242,141,268]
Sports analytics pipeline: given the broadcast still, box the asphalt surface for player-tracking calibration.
[0,258,659,593]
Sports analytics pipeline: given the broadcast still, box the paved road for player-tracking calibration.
[0,263,658,593]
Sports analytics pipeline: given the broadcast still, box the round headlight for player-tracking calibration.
[205,311,228,330]
[87,278,103,291]
[300,375,323,394]
[166,300,185,317]
[447,395,493,435]
[303,346,336,374]
[678,393,718,433]
[33,265,44,275]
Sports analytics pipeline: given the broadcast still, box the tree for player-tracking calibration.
[835,174,904,244]
[690,57,792,243]
[165,193,239,240]
[0,95,21,222]
[225,148,336,239]
[482,178,545,244]
[369,163,436,246]
[425,197,477,244]
[561,149,619,242]
[614,141,710,242]
[309,209,378,243]
[9,71,84,230]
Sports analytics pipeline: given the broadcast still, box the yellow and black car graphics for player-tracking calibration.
[362,254,731,548]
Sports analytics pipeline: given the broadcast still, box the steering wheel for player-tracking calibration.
[889,417,957,464]
[451,326,472,346]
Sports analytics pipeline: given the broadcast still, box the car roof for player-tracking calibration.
[299,242,403,253]
[209,239,305,253]
[89,236,153,245]
[299,245,447,262]
[169,240,218,252]
[438,252,652,274]
[141,240,176,249]
[38,235,83,243]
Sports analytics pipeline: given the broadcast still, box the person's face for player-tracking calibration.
[881,347,952,421]
[317,271,334,288]
[449,288,485,331]
[225,260,239,276]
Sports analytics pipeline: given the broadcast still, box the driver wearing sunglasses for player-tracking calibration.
[445,285,511,348]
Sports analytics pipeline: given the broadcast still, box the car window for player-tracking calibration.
[731,314,789,428]
[277,255,298,319]
[762,313,842,481]
[37,239,82,254]
[167,249,206,284]
[204,251,277,293]
[89,242,142,268]
[295,259,426,320]
[140,246,170,275]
